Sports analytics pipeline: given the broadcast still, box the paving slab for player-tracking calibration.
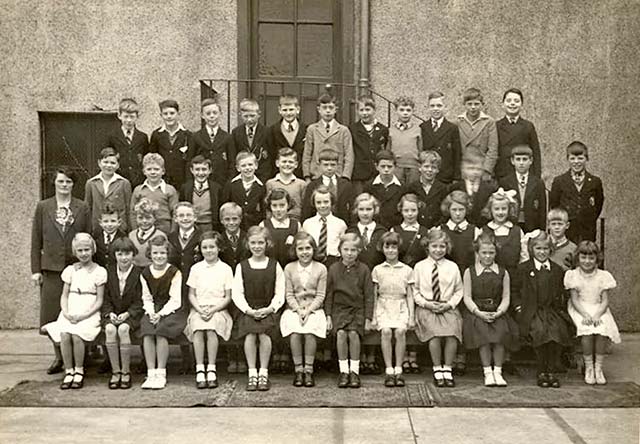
[553,408,640,444]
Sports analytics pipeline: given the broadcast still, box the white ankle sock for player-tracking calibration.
[350,360,360,374]
[385,367,394,375]
[248,368,258,378]
[394,366,403,375]
[339,360,349,373]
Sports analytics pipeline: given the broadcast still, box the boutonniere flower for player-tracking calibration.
[55,207,75,228]
[530,271,535,277]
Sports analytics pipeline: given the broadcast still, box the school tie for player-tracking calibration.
[125,130,132,144]
[328,177,337,198]
[519,175,527,189]
[362,226,369,248]
[453,224,463,233]
[247,126,254,146]
[287,123,294,132]
[318,217,328,260]
[398,122,406,131]
[325,122,331,133]
[105,233,113,245]
[210,131,216,143]
[432,119,439,131]
[230,233,238,249]
[432,263,441,301]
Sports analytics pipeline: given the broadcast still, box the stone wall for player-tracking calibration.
[0,0,237,328]
[369,0,640,330]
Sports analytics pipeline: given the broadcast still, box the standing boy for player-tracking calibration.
[84,147,132,232]
[420,92,461,184]
[231,98,272,182]
[267,95,307,179]
[547,208,577,271]
[457,88,498,182]
[302,149,354,222]
[265,148,307,221]
[364,150,404,228]
[387,96,422,185]
[148,99,192,189]
[404,151,449,229]
[179,155,222,233]
[349,96,389,194]
[222,152,266,229]
[104,98,149,187]
[549,141,604,243]
[92,203,126,268]
[499,145,547,232]
[192,99,235,186]
[495,88,541,181]
[302,94,354,181]
[130,153,179,234]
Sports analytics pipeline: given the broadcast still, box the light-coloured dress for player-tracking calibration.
[185,260,234,341]
[371,261,413,329]
[565,268,621,343]
[280,261,327,338]
[44,263,107,342]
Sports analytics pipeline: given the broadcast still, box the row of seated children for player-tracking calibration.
[44,175,619,391]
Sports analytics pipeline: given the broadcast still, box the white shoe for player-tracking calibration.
[584,366,596,385]
[594,366,607,385]
[141,374,156,390]
[493,370,507,387]
[154,374,167,389]
[484,371,496,386]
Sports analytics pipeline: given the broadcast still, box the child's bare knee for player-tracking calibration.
[105,324,117,341]
[381,328,392,339]
[395,328,406,338]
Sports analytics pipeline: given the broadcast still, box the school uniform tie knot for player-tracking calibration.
[287,123,294,132]
[325,122,331,133]
[230,233,238,248]
[362,226,369,247]
[431,119,439,131]
[125,130,132,144]
[454,224,464,233]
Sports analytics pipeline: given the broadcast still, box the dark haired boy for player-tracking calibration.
[420,92,461,184]
[231,98,273,182]
[192,99,235,186]
[266,95,308,179]
[93,203,127,268]
[179,155,222,233]
[549,141,604,243]
[364,150,404,228]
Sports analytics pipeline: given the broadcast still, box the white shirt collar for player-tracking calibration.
[382,261,403,268]
[358,221,376,234]
[274,173,297,185]
[138,226,155,238]
[90,172,124,187]
[401,222,420,231]
[517,172,528,182]
[458,110,491,125]
[158,123,186,134]
[122,126,135,137]
[141,179,167,193]
[446,220,469,231]
[281,119,298,132]
[320,119,335,129]
[507,115,520,124]
[322,175,337,186]
[206,125,219,137]
[372,174,402,187]
[231,174,263,186]
[475,262,500,275]
[297,261,313,273]
[534,259,551,270]
[117,265,133,281]
[179,228,195,240]
[269,217,291,229]
[487,220,514,230]
[432,116,444,126]
[426,256,446,266]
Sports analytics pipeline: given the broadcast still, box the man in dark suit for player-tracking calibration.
[499,145,547,232]
[105,98,149,187]
[495,88,541,181]
[192,99,235,186]
[231,99,273,182]
[549,141,604,243]
[266,95,308,179]
[420,92,462,184]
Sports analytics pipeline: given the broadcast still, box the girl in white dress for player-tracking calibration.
[44,233,106,389]
[280,231,327,387]
[565,241,620,385]
[187,231,233,389]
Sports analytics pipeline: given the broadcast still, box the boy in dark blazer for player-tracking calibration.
[349,96,389,194]
[231,98,273,183]
[104,98,149,187]
[93,204,127,268]
[222,152,266,229]
[180,155,222,233]
[192,99,235,186]
[499,145,547,232]
[495,88,541,181]
[267,95,308,179]
[420,92,462,184]
[549,141,604,243]
[364,150,404,228]
[148,99,193,189]
[302,149,354,222]
[404,151,449,229]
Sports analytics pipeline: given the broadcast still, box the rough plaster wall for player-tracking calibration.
[0,0,237,328]
[370,0,640,330]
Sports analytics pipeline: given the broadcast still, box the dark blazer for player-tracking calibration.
[148,127,193,189]
[92,228,127,268]
[191,127,235,186]
[302,177,354,223]
[499,173,547,232]
[231,123,273,182]
[364,179,404,228]
[420,119,462,184]
[31,197,91,273]
[179,179,222,232]
[549,171,604,243]
[104,127,149,187]
[168,228,203,308]
[512,260,567,337]
[404,180,450,229]
[219,230,250,271]
[346,224,387,270]
[495,117,541,180]
[449,180,498,227]
[349,121,390,182]
[267,119,308,179]
[101,265,143,324]
[222,179,266,229]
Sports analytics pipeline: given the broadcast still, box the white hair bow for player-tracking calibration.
[492,187,518,204]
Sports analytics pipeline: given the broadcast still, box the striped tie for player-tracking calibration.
[432,263,441,301]
[318,217,328,261]
[362,226,369,248]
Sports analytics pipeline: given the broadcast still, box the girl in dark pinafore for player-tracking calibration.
[232,226,285,392]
